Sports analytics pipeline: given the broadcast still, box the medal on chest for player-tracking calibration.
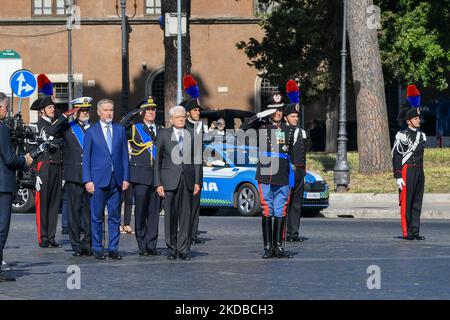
[275,129,285,145]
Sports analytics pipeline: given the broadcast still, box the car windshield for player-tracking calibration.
[223,148,258,167]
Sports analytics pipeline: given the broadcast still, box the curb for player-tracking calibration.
[320,209,450,219]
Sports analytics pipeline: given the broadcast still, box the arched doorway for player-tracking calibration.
[145,66,165,107]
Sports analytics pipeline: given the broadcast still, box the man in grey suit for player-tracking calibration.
[154,106,202,260]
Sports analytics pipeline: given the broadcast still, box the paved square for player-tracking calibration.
[1,214,450,300]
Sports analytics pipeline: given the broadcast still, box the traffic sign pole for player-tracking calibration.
[18,98,22,114]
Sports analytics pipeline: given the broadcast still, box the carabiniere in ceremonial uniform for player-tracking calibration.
[28,96,64,248]
[392,84,426,241]
[241,93,303,259]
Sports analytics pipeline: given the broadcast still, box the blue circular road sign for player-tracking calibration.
[10,69,37,98]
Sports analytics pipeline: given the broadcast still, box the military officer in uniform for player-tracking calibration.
[28,96,64,248]
[284,103,307,242]
[241,93,302,259]
[392,85,426,240]
[47,97,93,256]
[284,80,307,242]
[121,96,163,256]
[181,75,208,246]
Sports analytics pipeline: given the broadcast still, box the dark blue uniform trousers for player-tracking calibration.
[90,173,121,254]
[0,193,13,263]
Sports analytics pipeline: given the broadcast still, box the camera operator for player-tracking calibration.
[0,92,33,282]
[28,96,64,248]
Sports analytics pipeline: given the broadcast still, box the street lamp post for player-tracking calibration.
[176,0,182,104]
[333,0,350,192]
[120,0,129,117]
[67,0,73,110]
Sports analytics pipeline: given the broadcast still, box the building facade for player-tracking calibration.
[0,0,276,123]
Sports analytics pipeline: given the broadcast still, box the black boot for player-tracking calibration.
[273,217,293,258]
[261,216,273,259]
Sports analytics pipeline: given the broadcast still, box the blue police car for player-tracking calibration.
[200,144,329,216]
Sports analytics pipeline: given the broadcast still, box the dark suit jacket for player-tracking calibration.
[0,122,25,193]
[48,115,89,184]
[123,121,163,186]
[82,121,129,188]
[154,127,201,192]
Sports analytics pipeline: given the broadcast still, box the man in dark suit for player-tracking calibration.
[83,99,130,260]
[48,97,93,256]
[121,96,163,256]
[0,92,33,281]
[154,106,202,260]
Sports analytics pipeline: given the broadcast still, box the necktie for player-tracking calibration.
[178,130,183,157]
[106,124,112,154]
[149,125,155,138]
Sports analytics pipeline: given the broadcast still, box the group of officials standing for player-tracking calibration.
[25,93,208,261]
[0,75,311,282]
[0,79,428,281]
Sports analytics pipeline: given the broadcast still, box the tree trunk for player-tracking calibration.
[325,93,339,153]
[162,0,191,126]
[347,0,392,173]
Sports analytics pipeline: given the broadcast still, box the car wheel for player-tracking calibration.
[236,183,260,216]
[12,188,35,213]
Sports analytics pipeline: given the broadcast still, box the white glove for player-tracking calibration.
[35,176,43,192]
[62,180,66,188]
[256,108,277,119]
[396,178,405,190]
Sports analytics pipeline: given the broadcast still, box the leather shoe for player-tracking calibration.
[94,252,106,260]
[49,241,62,248]
[415,234,426,240]
[292,235,304,242]
[191,237,205,245]
[262,248,273,259]
[39,240,49,248]
[108,252,123,260]
[178,253,191,260]
[404,235,415,240]
[72,251,82,257]
[147,249,161,256]
[139,250,150,256]
[81,248,93,256]
[167,253,177,260]
[0,272,16,282]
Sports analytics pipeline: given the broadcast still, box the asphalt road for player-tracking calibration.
[1,213,450,300]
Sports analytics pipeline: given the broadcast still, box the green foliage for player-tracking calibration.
[236,0,343,102]
[307,149,450,193]
[377,0,450,90]
[239,0,450,94]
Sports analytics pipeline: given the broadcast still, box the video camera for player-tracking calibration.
[4,112,36,147]
[5,112,62,190]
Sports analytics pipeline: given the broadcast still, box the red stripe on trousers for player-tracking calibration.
[400,165,408,238]
[258,182,271,217]
[282,193,291,241]
[35,162,43,244]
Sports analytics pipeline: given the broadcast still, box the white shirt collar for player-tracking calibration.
[173,127,184,135]
[42,115,52,123]
[100,120,112,128]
